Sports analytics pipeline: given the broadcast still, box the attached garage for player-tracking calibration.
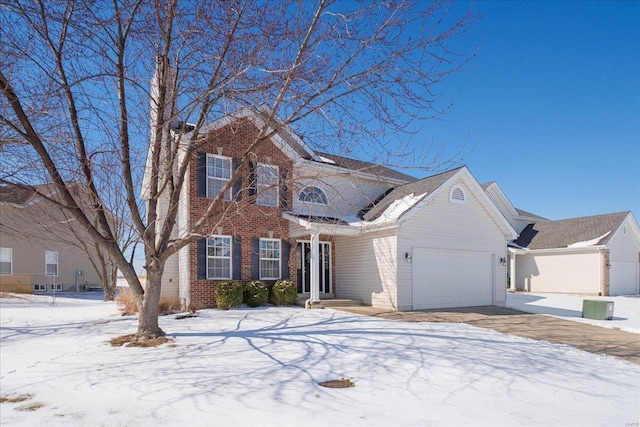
[610,261,639,296]
[412,249,495,309]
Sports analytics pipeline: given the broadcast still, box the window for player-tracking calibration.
[299,186,328,205]
[34,284,46,292]
[257,164,279,207]
[45,251,58,276]
[206,154,232,201]
[0,247,12,275]
[51,283,62,291]
[259,239,281,280]
[207,236,232,279]
[449,186,466,204]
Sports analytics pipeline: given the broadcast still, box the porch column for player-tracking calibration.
[309,230,320,305]
[509,252,516,292]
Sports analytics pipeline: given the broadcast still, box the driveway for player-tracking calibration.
[332,305,640,365]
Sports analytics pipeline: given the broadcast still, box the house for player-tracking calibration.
[148,107,517,310]
[483,182,640,296]
[0,184,103,293]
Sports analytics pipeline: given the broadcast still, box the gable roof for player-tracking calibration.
[512,211,630,250]
[361,167,464,221]
[514,208,548,221]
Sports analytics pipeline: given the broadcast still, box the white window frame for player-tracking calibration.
[0,247,12,275]
[207,235,232,280]
[256,163,279,207]
[51,283,62,291]
[449,186,467,204]
[206,154,232,201]
[259,238,281,280]
[299,186,328,205]
[45,250,58,277]
[34,284,46,292]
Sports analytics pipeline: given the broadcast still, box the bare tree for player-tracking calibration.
[1,0,476,341]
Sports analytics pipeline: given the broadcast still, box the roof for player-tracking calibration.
[314,152,416,183]
[515,208,549,221]
[284,214,350,226]
[512,211,630,250]
[361,167,463,221]
[0,184,35,205]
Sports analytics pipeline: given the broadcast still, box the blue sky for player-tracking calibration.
[408,0,640,221]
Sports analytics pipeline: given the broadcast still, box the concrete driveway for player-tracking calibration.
[332,305,640,365]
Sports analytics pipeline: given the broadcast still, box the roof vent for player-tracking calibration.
[450,186,466,204]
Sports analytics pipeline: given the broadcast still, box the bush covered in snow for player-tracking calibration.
[244,281,269,307]
[215,280,243,310]
[270,279,296,306]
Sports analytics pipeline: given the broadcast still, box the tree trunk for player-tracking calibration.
[104,262,117,301]
[135,267,165,340]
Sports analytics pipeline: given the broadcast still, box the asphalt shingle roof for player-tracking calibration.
[314,152,416,184]
[512,211,629,250]
[0,185,35,205]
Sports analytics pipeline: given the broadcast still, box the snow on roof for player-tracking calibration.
[349,192,427,227]
[317,155,336,165]
[566,231,611,248]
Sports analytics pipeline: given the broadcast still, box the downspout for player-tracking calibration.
[509,252,516,292]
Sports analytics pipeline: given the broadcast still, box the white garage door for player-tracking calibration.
[610,261,639,295]
[412,248,494,310]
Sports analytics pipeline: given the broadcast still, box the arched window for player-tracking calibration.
[449,186,466,204]
[299,186,328,205]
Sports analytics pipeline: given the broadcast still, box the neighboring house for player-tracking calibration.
[483,182,640,296]
[146,107,517,310]
[0,184,103,293]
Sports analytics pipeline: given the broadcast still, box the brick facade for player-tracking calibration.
[187,118,296,308]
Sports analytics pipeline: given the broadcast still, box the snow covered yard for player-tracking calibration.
[506,292,640,334]
[1,293,639,426]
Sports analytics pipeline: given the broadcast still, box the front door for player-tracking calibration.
[296,241,331,294]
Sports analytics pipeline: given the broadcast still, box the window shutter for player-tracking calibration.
[281,239,291,279]
[197,152,207,198]
[232,236,242,280]
[251,237,260,280]
[232,158,242,202]
[248,161,256,202]
[197,238,207,279]
[279,167,289,209]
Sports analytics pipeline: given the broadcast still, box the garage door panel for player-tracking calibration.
[412,249,493,310]
[610,261,639,295]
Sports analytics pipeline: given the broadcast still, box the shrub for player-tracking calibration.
[270,279,297,306]
[244,280,269,307]
[214,280,243,310]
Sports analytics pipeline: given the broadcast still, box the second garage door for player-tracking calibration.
[412,248,494,310]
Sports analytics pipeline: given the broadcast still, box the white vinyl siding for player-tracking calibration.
[207,236,232,280]
[259,238,281,280]
[45,250,58,276]
[206,154,232,201]
[0,247,12,275]
[257,164,279,207]
[516,251,601,294]
[603,218,640,295]
[335,229,398,309]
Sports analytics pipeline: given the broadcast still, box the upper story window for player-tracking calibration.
[45,250,58,276]
[449,186,466,204]
[206,154,232,201]
[299,186,328,205]
[207,235,232,279]
[257,164,279,207]
[0,247,12,275]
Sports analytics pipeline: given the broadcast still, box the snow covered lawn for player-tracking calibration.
[506,292,640,334]
[1,293,639,426]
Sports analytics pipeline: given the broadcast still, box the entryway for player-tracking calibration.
[296,241,331,294]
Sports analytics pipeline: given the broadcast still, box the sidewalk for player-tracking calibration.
[332,305,640,365]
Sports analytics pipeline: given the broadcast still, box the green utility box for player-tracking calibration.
[582,300,614,320]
